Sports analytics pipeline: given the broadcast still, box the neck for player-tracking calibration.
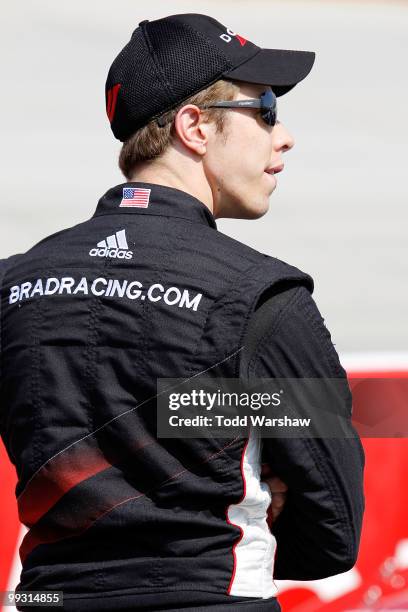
[129,153,215,214]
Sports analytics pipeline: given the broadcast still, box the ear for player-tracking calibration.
[173,105,210,156]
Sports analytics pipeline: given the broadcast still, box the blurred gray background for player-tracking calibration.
[1,0,407,355]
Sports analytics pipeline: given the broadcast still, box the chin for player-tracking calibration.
[248,206,269,220]
[221,209,265,220]
[235,202,269,220]
[249,195,270,218]
[219,190,270,220]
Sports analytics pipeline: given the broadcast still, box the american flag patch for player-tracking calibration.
[119,187,151,208]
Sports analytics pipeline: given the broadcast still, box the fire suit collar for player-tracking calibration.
[93,182,217,230]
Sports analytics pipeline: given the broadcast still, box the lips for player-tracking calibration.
[265,163,284,175]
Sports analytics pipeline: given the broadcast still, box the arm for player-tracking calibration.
[241,284,365,580]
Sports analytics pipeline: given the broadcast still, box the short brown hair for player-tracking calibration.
[118,79,239,180]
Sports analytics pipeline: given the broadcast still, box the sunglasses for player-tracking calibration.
[201,89,278,127]
[156,89,277,128]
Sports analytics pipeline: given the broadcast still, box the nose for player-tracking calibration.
[273,120,295,153]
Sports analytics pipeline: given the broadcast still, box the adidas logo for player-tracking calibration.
[89,229,133,259]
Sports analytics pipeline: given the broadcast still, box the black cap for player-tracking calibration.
[106,13,315,142]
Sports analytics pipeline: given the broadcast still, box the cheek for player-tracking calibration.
[226,139,265,177]
[216,142,245,180]
[211,119,271,188]
[235,132,271,177]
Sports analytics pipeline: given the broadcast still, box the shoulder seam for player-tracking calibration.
[299,294,345,378]
[248,285,305,377]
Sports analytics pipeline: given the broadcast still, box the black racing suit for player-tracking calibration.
[0,182,364,611]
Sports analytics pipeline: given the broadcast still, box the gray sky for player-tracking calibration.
[1,0,407,354]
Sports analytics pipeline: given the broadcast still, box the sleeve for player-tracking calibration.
[241,284,365,581]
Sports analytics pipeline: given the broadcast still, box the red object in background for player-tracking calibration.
[1,366,407,611]
[277,441,408,611]
[0,439,20,594]
[277,368,408,610]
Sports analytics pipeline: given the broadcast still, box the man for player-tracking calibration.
[0,13,364,612]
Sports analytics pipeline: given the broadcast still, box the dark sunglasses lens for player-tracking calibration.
[260,90,277,126]
[260,89,272,106]
[261,109,276,126]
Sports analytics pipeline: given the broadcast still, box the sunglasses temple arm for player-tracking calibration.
[202,100,262,110]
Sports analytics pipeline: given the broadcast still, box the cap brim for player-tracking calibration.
[223,48,315,97]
